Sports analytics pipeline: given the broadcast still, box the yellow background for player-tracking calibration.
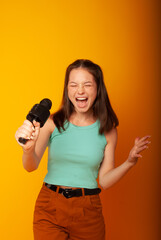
[0,1,160,239]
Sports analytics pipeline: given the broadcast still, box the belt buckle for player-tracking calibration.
[62,188,74,198]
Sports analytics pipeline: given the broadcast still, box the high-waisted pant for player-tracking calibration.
[33,182,105,240]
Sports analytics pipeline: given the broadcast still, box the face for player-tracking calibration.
[67,68,97,115]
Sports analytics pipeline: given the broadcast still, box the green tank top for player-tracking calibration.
[44,120,107,189]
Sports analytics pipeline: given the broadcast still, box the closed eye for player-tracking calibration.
[69,84,77,87]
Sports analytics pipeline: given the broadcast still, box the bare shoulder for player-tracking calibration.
[42,115,55,134]
[104,127,118,148]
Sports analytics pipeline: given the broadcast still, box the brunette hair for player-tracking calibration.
[52,59,119,134]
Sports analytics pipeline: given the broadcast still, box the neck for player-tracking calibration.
[69,111,96,125]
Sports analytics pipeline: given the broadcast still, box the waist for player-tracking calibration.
[44,171,99,189]
[44,182,101,198]
[57,185,81,189]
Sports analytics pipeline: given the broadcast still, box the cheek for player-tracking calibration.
[89,88,97,100]
[67,88,75,100]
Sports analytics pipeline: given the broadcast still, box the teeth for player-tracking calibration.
[76,98,87,100]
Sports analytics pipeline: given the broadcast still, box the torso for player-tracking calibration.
[46,113,109,189]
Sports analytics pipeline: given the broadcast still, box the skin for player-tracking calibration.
[67,68,97,125]
[15,68,151,189]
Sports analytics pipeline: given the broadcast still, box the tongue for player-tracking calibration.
[77,100,87,108]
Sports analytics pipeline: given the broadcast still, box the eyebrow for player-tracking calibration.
[68,81,93,84]
[84,81,93,84]
[68,81,77,84]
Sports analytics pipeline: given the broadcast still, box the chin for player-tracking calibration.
[75,106,92,114]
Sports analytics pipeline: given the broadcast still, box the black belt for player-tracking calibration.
[45,183,101,199]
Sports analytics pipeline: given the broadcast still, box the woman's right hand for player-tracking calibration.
[15,120,40,152]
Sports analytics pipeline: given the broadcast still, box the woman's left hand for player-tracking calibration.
[127,135,151,165]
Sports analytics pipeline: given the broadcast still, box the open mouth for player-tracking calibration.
[76,97,88,102]
[75,97,88,108]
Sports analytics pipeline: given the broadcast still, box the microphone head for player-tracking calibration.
[20,98,52,144]
[40,98,52,110]
[26,98,52,127]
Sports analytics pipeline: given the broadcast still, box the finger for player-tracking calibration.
[136,140,151,148]
[21,124,34,133]
[135,136,151,146]
[33,121,40,132]
[17,127,34,139]
[23,119,33,127]
[135,137,141,145]
[21,120,35,135]
[16,132,30,140]
[20,128,33,137]
[22,121,36,133]
[135,154,142,158]
[32,121,40,139]
[136,145,149,153]
[31,131,36,137]
[33,120,40,128]
[139,135,151,142]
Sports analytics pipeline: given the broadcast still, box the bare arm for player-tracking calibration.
[15,116,55,172]
[99,128,151,190]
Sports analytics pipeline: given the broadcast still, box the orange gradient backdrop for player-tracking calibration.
[0,1,160,240]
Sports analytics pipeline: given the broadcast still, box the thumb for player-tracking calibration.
[135,136,140,145]
[33,120,40,128]
[33,120,40,137]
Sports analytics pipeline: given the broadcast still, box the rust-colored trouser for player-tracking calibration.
[33,182,105,240]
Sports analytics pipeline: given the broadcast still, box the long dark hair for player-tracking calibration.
[52,59,119,134]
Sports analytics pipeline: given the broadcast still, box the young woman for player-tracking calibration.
[15,59,151,240]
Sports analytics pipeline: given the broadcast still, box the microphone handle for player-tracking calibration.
[18,137,29,144]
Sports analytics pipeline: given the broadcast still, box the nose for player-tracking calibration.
[77,84,85,94]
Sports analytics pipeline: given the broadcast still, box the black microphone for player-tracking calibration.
[18,98,52,144]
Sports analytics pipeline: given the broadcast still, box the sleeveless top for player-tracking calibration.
[44,120,107,189]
